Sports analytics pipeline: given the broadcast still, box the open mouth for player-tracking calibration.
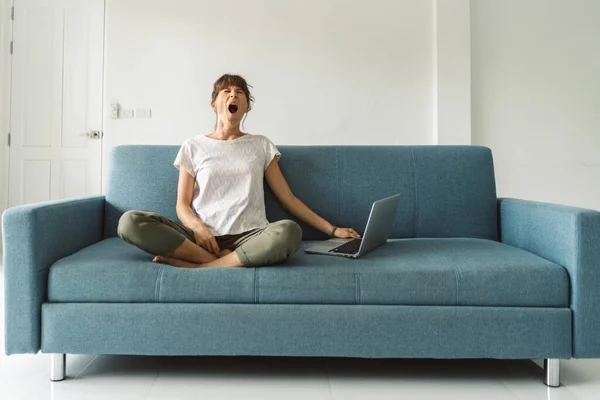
[228,104,239,114]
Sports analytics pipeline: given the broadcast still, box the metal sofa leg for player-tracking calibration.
[544,358,560,387]
[50,353,66,381]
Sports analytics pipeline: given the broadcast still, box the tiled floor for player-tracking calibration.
[2,262,600,399]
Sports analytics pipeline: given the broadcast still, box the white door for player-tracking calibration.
[8,0,104,207]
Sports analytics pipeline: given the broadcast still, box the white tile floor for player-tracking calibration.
[2,262,600,400]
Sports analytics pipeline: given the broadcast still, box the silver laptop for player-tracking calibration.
[305,193,401,259]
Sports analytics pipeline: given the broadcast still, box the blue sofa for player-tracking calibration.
[3,145,600,387]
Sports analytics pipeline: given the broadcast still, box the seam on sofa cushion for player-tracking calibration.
[154,266,161,302]
[455,265,463,306]
[254,268,259,304]
[335,148,339,225]
[450,262,461,306]
[356,273,362,304]
[154,265,165,303]
[433,240,462,305]
[353,273,359,304]
[158,266,166,302]
[411,148,418,238]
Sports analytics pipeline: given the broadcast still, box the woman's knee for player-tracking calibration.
[236,220,303,266]
[272,219,303,253]
[117,210,145,240]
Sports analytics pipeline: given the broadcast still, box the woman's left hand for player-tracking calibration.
[333,227,361,239]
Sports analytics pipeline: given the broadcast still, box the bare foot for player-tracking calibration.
[153,255,201,268]
[153,250,242,269]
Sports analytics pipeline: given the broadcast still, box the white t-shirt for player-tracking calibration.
[173,133,281,236]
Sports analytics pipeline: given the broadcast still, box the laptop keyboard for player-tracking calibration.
[329,239,362,255]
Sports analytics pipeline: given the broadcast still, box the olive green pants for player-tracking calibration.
[117,210,303,267]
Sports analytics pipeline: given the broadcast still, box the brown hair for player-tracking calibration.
[211,74,254,111]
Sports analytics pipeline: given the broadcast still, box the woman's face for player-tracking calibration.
[212,85,249,125]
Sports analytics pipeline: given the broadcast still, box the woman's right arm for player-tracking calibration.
[175,168,221,254]
[175,168,206,232]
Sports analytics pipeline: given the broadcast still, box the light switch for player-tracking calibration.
[121,109,134,118]
[110,103,120,119]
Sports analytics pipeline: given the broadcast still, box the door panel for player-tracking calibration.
[8,0,104,207]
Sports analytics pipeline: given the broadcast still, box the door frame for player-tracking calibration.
[0,0,14,253]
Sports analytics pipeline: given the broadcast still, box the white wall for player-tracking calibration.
[434,0,471,145]
[6,0,597,215]
[103,0,440,187]
[472,0,600,211]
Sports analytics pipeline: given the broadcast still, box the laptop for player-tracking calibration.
[305,193,401,259]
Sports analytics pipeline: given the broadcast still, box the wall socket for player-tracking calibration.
[136,108,152,118]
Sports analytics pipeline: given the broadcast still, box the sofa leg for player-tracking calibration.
[50,353,66,381]
[544,358,560,387]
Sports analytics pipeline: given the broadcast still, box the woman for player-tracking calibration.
[117,74,360,268]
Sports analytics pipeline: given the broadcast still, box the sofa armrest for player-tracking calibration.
[498,197,600,358]
[2,195,105,354]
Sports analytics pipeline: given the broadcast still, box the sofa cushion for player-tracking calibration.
[48,238,568,307]
[104,145,498,241]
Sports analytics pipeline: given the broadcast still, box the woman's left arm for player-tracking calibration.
[265,158,360,239]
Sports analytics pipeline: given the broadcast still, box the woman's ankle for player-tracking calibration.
[218,249,233,257]
[172,239,219,263]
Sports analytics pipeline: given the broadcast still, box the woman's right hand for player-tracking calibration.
[192,226,220,255]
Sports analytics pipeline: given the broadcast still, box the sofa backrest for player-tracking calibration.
[104,145,498,241]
